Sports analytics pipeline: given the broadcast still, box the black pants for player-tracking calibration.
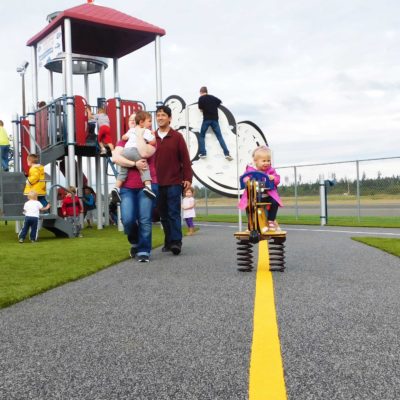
[265,196,279,221]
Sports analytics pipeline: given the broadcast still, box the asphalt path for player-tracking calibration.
[0,223,399,399]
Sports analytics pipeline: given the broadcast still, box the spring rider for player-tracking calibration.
[234,171,287,272]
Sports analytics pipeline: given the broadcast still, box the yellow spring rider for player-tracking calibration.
[234,171,287,272]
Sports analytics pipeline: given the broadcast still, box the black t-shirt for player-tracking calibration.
[198,94,221,120]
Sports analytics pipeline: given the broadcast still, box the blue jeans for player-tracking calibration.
[157,184,182,247]
[198,120,230,156]
[38,196,49,208]
[0,145,10,171]
[120,184,158,257]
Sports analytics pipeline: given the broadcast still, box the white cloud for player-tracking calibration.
[0,0,399,172]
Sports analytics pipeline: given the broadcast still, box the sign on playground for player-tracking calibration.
[37,26,63,68]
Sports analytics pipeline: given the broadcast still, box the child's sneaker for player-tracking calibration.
[19,238,24,243]
[268,221,276,232]
[111,187,121,203]
[225,154,233,161]
[100,148,107,155]
[143,186,156,200]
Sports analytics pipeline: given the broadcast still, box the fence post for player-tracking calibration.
[294,165,299,220]
[356,160,361,222]
[319,175,327,226]
[205,186,208,216]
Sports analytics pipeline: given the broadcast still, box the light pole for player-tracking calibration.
[16,61,29,116]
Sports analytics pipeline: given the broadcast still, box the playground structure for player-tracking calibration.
[234,171,287,272]
[0,2,165,236]
[164,95,270,198]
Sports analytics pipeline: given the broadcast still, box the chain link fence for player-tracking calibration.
[195,156,400,220]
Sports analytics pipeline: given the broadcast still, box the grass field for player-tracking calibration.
[196,194,400,206]
[352,237,400,258]
[0,222,165,309]
[196,214,400,228]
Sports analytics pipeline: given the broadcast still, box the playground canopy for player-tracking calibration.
[26,3,166,58]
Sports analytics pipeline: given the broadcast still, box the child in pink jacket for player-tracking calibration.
[238,145,283,231]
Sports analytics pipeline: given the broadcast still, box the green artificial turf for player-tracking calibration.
[0,222,165,308]
[352,237,400,258]
[196,214,400,228]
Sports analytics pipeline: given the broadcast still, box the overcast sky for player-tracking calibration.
[1,0,399,168]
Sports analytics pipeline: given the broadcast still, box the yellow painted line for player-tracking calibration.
[249,240,287,400]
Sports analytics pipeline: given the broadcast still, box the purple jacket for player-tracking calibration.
[238,165,283,210]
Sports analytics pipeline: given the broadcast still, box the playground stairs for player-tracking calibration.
[40,142,66,166]
[41,214,75,238]
[0,172,26,218]
[0,171,74,238]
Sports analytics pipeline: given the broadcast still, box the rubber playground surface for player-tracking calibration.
[1,223,399,399]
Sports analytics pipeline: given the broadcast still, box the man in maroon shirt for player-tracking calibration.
[155,105,192,255]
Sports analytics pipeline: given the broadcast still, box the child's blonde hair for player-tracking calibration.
[68,186,77,194]
[27,190,38,200]
[252,145,271,159]
[97,107,106,114]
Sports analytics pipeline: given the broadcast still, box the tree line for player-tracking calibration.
[194,175,400,198]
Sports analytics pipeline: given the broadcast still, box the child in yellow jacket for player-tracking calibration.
[23,154,48,208]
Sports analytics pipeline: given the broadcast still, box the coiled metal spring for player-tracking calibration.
[237,239,254,272]
[269,239,285,271]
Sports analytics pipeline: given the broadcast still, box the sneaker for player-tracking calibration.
[225,154,233,161]
[170,243,181,255]
[268,221,276,232]
[138,255,150,263]
[31,240,37,243]
[129,246,138,258]
[198,153,207,159]
[111,188,121,203]
[143,186,156,200]
[100,148,107,155]
[19,239,23,243]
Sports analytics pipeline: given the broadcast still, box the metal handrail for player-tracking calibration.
[20,121,41,156]
[48,183,78,221]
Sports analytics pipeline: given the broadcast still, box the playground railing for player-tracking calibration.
[35,97,68,150]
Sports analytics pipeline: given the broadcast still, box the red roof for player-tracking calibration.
[26,3,166,58]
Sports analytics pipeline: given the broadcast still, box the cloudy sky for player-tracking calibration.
[1,0,399,168]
